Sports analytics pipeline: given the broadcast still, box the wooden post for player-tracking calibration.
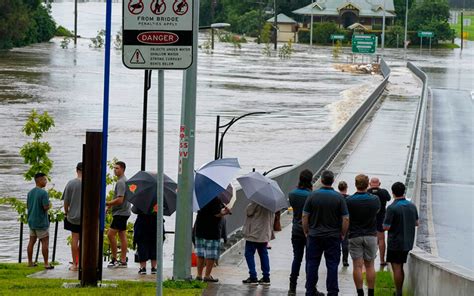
[80,130,102,287]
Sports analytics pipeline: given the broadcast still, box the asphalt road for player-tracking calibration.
[428,88,474,270]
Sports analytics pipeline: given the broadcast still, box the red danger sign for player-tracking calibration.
[137,32,179,44]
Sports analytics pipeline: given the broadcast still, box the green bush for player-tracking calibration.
[298,22,347,45]
[55,26,73,37]
[386,25,404,47]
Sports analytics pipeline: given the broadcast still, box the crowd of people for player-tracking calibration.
[25,162,418,296]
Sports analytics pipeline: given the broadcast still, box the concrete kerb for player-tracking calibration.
[405,63,474,296]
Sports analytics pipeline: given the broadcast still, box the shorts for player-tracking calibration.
[195,237,220,260]
[110,215,129,231]
[387,250,410,264]
[349,235,378,261]
[136,239,157,262]
[64,219,81,234]
[376,215,385,232]
[30,228,49,240]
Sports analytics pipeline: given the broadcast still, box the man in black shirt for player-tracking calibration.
[194,197,230,282]
[384,182,419,296]
[368,177,391,266]
[303,170,349,296]
[347,174,380,296]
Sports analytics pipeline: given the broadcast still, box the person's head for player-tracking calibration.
[298,169,313,190]
[338,181,348,194]
[114,161,126,177]
[355,174,369,191]
[369,177,381,188]
[391,182,406,198]
[34,173,47,188]
[320,170,335,186]
[76,162,82,177]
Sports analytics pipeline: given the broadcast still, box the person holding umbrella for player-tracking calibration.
[194,197,231,282]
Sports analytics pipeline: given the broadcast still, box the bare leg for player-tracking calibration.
[204,259,215,278]
[140,261,146,269]
[196,256,205,278]
[364,260,376,289]
[377,232,386,264]
[352,258,364,289]
[107,229,118,260]
[40,236,50,266]
[118,230,128,262]
[27,236,37,266]
[151,260,157,269]
[71,232,80,267]
[391,263,405,293]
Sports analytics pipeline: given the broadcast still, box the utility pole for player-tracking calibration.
[74,0,78,45]
[310,0,314,51]
[461,10,464,51]
[273,0,278,50]
[381,0,386,54]
[404,0,409,54]
[173,0,199,281]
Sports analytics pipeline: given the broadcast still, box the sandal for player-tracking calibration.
[28,263,38,267]
[45,265,55,270]
[203,276,219,283]
[68,266,78,271]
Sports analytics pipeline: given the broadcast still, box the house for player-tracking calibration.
[266,13,298,43]
[293,0,396,29]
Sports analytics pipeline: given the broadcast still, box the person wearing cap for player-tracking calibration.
[27,172,53,269]
[62,162,83,271]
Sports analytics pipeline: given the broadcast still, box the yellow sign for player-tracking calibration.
[462,32,469,38]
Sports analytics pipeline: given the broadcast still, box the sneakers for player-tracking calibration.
[138,267,146,275]
[107,258,117,268]
[258,277,271,286]
[151,267,157,274]
[242,277,258,285]
[288,281,297,295]
[203,276,219,282]
[116,261,128,268]
[343,261,350,267]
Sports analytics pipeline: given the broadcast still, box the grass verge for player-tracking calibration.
[450,15,474,41]
[0,263,206,295]
[375,270,396,296]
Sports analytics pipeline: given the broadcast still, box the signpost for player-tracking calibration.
[352,34,376,54]
[121,1,196,294]
[330,34,344,47]
[122,0,194,69]
[418,31,434,51]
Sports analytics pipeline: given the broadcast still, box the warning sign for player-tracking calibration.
[128,0,144,15]
[122,0,194,70]
[130,49,145,64]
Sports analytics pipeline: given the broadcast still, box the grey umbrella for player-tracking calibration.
[237,171,288,213]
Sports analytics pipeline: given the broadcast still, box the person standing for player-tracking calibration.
[287,169,313,295]
[368,177,391,266]
[241,202,275,286]
[132,206,158,275]
[338,180,350,267]
[346,174,381,296]
[384,182,419,296]
[62,162,82,271]
[194,197,231,282]
[27,173,53,269]
[303,170,349,296]
[106,161,130,268]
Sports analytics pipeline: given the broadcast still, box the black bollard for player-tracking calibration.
[18,220,23,263]
[52,220,59,263]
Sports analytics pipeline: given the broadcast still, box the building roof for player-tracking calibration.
[267,13,297,24]
[293,0,396,18]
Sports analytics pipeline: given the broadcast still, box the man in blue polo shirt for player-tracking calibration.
[303,170,349,296]
[384,182,419,296]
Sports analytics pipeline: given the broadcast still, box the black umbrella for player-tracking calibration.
[125,171,177,216]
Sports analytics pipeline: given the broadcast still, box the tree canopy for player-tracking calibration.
[0,0,56,50]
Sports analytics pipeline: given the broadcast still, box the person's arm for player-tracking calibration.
[215,206,230,217]
[42,192,51,211]
[106,180,126,208]
[383,206,394,231]
[415,206,419,226]
[106,196,124,207]
[302,213,309,237]
[63,186,69,214]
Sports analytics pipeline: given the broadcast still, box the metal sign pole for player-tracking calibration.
[156,70,165,296]
[173,0,199,281]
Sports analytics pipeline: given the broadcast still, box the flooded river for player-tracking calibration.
[0,1,471,269]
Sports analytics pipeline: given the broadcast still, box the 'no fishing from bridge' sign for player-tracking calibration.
[122,0,194,70]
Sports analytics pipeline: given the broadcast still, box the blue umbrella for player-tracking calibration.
[193,158,240,212]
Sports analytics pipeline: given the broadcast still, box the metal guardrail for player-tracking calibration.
[226,59,391,235]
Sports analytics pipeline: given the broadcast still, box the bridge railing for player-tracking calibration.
[226,59,391,235]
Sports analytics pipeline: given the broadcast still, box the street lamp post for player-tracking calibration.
[214,112,268,160]
[310,0,314,51]
[382,0,386,54]
[404,0,409,54]
[273,0,278,50]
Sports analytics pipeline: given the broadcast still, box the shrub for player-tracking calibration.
[55,25,73,37]
[298,22,347,44]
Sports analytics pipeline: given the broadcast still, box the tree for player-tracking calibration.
[408,0,455,43]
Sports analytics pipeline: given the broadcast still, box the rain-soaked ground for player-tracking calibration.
[0,0,472,270]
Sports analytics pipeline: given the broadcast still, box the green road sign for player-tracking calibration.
[330,34,345,41]
[352,34,376,54]
[418,31,434,38]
